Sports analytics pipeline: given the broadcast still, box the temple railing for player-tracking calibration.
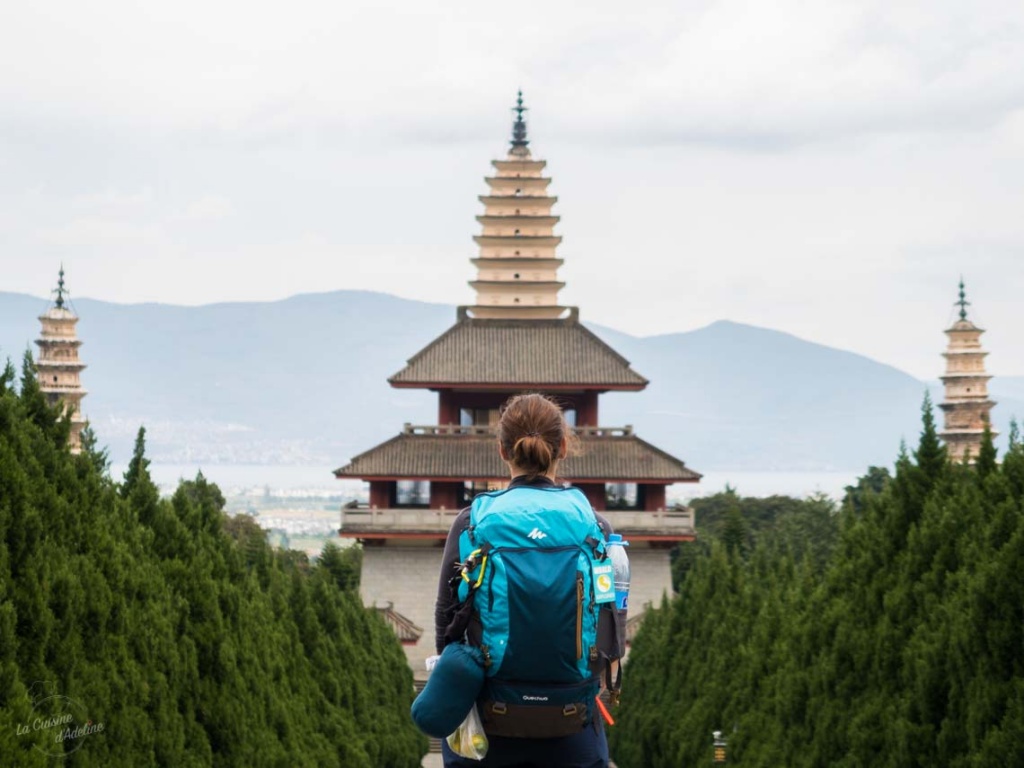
[340,504,695,536]
[602,506,695,534]
[402,423,493,435]
[340,506,461,534]
[401,423,636,437]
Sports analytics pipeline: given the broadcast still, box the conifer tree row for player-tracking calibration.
[0,356,426,767]
[612,400,1024,767]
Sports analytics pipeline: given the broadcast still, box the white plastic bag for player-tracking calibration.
[446,704,489,760]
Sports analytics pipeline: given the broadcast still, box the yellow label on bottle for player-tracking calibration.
[593,563,615,604]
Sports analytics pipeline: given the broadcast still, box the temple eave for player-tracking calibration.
[484,176,552,184]
[469,280,565,289]
[940,429,1000,438]
[473,235,562,246]
[476,215,560,225]
[471,258,564,267]
[491,158,547,169]
[334,429,700,482]
[35,360,87,369]
[939,399,996,408]
[479,195,558,204]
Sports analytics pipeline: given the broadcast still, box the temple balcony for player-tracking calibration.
[339,502,695,540]
[40,384,88,393]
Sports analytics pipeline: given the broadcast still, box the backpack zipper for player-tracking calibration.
[576,572,584,660]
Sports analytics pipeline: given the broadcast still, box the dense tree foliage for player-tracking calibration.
[614,405,1024,767]
[0,358,425,766]
[671,489,840,591]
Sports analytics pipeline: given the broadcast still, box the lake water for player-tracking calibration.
[111,463,863,503]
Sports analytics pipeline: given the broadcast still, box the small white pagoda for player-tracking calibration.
[35,267,88,453]
[939,280,996,463]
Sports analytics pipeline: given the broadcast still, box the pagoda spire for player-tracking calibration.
[956,276,970,321]
[938,279,996,463]
[35,267,88,453]
[466,94,569,320]
[54,263,68,309]
[510,90,529,154]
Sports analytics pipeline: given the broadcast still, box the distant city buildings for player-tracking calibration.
[35,267,88,453]
[939,280,997,463]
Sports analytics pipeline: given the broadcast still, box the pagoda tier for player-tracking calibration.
[939,281,997,463]
[34,267,88,453]
[335,424,700,543]
[468,93,567,319]
[478,195,558,209]
[336,424,699,483]
[470,257,564,269]
[476,215,560,227]
[389,312,647,393]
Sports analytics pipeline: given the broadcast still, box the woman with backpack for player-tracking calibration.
[432,393,620,768]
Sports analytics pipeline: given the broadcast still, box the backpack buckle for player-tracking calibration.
[491,702,507,715]
[562,704,579,717]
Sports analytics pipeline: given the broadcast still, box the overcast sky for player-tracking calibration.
[2,0,1022,379]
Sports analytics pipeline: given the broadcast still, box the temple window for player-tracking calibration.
[605,483,639,510]
[395,481,430,507]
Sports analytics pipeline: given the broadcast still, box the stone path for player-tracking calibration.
[422,752,617,767]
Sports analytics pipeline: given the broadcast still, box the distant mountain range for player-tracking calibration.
[2,290,1020,472]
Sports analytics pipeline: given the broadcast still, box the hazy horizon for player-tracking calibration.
[4,1,1023,380]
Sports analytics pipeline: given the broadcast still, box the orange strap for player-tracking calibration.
[595,696,615,726]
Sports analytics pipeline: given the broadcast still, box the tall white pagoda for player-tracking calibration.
[35,267,88,453]
[469,92,567,320]
[939,280,996,463]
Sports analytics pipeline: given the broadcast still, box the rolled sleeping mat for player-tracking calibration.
[411,643,486,738]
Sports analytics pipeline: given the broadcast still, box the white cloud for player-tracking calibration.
[3,1,1024,146]
[178,195,235,222]
[36,216,166,248]
[71,187,154,213]
[2,0,1023,382]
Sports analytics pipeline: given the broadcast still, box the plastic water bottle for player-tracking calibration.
[607,533,630,611]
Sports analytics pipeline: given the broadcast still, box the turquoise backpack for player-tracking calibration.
[455,485,613,738]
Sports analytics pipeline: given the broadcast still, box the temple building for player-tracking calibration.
[939,280,996,463]
[336,94,701,677]
[35,267,88,453]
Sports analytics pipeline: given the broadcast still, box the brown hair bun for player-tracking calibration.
[498,394,571,481]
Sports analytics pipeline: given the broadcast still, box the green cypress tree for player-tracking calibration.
[915,391,947,482]
[721,506,748,558]
[78,423,110,477]
[120,426,160,525]
[976,421,998,479]
[18,349,65,444]
[0,358,14,396]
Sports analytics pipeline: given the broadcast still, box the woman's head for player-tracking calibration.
[497,393,572,481]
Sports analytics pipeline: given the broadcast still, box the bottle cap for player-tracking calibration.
[608,533,622,543]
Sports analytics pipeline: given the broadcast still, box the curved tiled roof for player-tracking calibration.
[334,426,700,482]
[388,316,647,389]
[374,602,423,644]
